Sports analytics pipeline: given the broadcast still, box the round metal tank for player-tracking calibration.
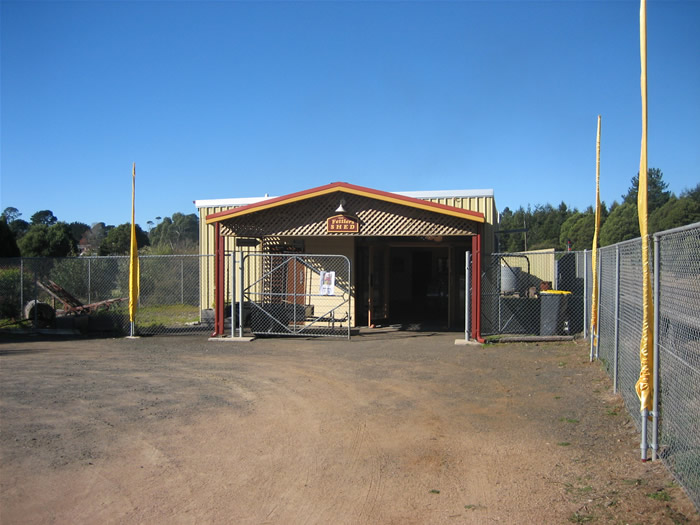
[501,266,521,294]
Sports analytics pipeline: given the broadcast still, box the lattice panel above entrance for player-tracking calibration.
[220,192,478,237]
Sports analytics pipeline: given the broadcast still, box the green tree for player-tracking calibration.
[560,209,594,251]
[30,210,58,226]
[680,183,700,203]
[623,168,671,213]
[148,212,198,254]
[650,195,700,233]
[599,202,640,246]
[80,222,113,254]
[68,222,90,244]
[1,207,21,223]
[99,223,149,255]
[0,218,21,257]
[17,222,76,257]
[8,219,30,239]
[497,206,528,252]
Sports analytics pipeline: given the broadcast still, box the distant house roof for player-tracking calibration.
[202,182,486,225]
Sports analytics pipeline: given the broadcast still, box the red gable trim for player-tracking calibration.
[205,181,485,225]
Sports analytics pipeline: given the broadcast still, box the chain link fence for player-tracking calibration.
[0,255,213,336]
[481,225,699,509]
[480,250,587,337]
[655,224,700,508]
[594,223,700,510]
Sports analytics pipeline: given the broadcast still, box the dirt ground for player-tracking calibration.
[1,331,698,525]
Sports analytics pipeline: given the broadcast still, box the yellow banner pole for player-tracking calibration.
[635,0,653,461]
[590,115,602,362]
[128,163,140,336]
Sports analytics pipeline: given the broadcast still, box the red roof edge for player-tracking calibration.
[205,181,485,223]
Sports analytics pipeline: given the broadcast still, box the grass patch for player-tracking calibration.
[646,490,672,501]
[559,417,580,424]
[136,304,199,328]
[554,396,562,400]
[558,442,571,447]
[623,478,643,486]
[429,489,440,494]
[606,409,619,416]
[568,512,595,523]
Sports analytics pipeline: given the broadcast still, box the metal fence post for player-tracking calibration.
[88,258,91,304]
[181,259,185,304]
[652,233,660,461]
[20,258,24,313]
[33,266,37,326]
[583,249,589,339]
[595,253,602,360]
[238,251,245,338]
[465,252,471,341]
[613,245,620,394]
[230,251,240,337]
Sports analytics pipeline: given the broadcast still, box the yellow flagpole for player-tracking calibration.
[635,0,653,418]
[128,162,140,336]
[590,115,602,361]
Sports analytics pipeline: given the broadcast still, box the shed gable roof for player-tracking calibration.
[205,182,485,225]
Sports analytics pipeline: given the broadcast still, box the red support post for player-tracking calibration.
[471,227,485,342]
[212,222,225,336]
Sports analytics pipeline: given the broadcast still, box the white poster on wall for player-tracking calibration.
[319,271,336,296]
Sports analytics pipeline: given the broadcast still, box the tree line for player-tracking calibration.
[497,168,699,252]
[1,168,698,258]
[0,209,199,257]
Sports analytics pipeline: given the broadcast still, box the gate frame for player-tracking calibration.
[234,252,351,339]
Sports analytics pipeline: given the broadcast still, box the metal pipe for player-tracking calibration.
[346,255,351,340]
[181,259,184,304]
[239,251,245,338]
[652,233,660,460]
[230,251,235,338]
[583,249,589,340]
[20,258,24,313]
[595,253,602,360]
[88,258,91,304]
[465,252,471,341]
[588,249,595,361]
[613,245,620,393]
[641,408,649,461]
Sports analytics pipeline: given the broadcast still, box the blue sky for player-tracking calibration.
[1,0,698,228]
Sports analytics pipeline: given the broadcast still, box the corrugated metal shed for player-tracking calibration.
[195,185,498,315]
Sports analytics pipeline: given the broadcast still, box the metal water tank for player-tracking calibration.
[501,266,521,294]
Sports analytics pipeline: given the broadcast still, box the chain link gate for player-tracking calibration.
[234,253,351,339]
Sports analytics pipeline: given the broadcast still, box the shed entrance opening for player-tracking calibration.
[355,237,471,329]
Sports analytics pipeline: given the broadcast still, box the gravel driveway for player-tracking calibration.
[1,331,697,524]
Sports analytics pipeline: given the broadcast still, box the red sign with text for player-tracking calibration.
[327,214,359,233]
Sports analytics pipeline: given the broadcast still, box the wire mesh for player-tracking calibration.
[135,255,211,335]
[0,255,214,335]
[240,253,351,338]
[615,239,646,430]
[656,224,700,509]
[480,251,585,337]
[597,245,618,376]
